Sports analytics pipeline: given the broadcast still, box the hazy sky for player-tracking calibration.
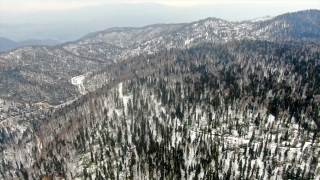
[1,0,319,15]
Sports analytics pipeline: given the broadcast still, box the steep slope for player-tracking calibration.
[271,9,320,39]
[1,40,319,179]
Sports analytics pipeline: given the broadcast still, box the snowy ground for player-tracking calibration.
[71,75,87,95]
[250,16,273,22]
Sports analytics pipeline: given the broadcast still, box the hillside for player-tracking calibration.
[0,10,319,179]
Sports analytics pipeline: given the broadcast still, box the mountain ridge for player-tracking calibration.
[1,10,319,105]
[0,37,61,51]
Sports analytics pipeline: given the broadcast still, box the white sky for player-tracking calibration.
[1,0,319,15]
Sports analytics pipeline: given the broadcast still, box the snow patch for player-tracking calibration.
[250,16,273,22]
[71,75,87,95]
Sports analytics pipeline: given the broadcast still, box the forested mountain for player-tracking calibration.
[1,10,319,105]
[270,10,320,40]
[0,10,319,179]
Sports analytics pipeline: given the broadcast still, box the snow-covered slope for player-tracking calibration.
[71,75,87,95]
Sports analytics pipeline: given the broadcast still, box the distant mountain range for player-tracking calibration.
[2,2,307,43]
[0,37,61,51]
